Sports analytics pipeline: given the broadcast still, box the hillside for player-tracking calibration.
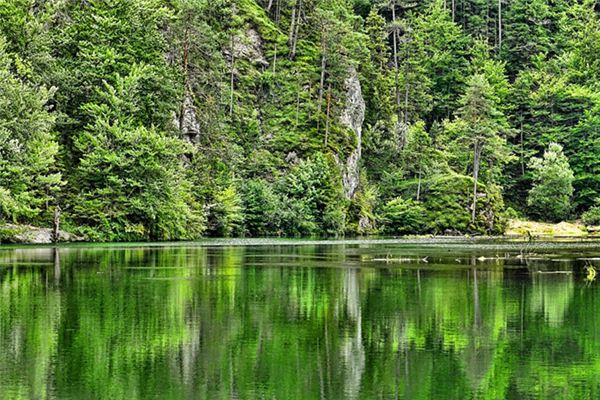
[0,0,599,240]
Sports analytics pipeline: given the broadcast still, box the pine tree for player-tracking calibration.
[527,142,574,221]
[72,67,202,240]
[0,36,62,223]
[446,74,509,224]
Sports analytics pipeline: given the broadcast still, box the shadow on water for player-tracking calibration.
[0,238,600,399]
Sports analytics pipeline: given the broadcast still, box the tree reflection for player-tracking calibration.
[0,244,597,399]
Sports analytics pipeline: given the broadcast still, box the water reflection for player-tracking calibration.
[0,241,599,399]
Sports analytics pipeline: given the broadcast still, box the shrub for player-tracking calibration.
[0,37,62,224]
[209,186,244,237]
[380,174,506,234]
[278,153,347,236]
[240,179,281,236]
[346,178,378,234]
[582,200,600,226]
[527,143,574,222]
[380,198,427,235]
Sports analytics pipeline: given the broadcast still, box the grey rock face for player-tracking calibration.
[394,120,409,150]
[285,151,300,165]
[339,66,365,199]
[180,95,200,143]
[227,28,268,67]
[1,224,83,244]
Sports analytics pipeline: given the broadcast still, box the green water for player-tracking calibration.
[2,238,600,399]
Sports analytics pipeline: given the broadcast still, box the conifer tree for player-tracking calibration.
[527,142,574,221]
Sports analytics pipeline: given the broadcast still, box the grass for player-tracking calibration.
[505,219,589,237]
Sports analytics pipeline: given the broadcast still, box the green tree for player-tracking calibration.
[72,69,202,241]
[0,36,62,223]
[412,1,471,124]
[209,185,245,237]
[240,179,281,236]
[278,153,346,236]
[380,197,426,235]
[363,9,394,128]
[0,0,55,84]
[50,0,177,163]
[501,0,556,78]
[401,121,442,200]
[581,198,600,226]
[446,74,510,224]
[559,0,600,86]
[527,142,574,221]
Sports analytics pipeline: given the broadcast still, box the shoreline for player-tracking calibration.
[1,220,599,247]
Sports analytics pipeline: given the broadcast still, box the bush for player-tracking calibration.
[0,38,62,224]
[73,122,204,241]
[71,69,203,241]
[240,179,281,236]
[380,198,427,235]
[277,153,347,236]
[379,173,506,234]
[346,178,378,234]
[502,207,521,220]
[208,185,244,237]
[582,200,600,226]
[527,143,574,222]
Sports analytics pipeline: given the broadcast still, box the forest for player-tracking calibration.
[0,0,599,241]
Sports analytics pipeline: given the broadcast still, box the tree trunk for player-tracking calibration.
[325,83,331,146]
[471,141,483,224]
[288,0,302,59]
[452,0,455,21]
[317,54,326,132]
[295,76,301,127]
[404,56,410,123]
[52,205,61,243]
[416,167,422,201]
[486,0,490,44]
[391,4,401,120]
[272,43,277,75]
[292,0,301,56]
[179,27,190,133]
[520,122,525,176]
[229,33,235,117]
[288,1,297,50]
[498,0,502,50]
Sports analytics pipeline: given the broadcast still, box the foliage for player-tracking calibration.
[209,185,245,237]
[380,197,427,235]
[0,36,62,223]
[422,175,506,234]
[527,143,574,222]
[581,199,600,226]
[1,0,599,239]
[278,153,347,236]
[240,179,281,236]
[72,70,202,241]
[346,176,378,234]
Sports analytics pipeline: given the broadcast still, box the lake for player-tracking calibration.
[1,238,600,399]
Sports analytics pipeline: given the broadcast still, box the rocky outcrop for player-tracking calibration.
[226,28,268,68]
[285,151,300,165]
[394,120,409,150]
[338,66,365,199]
[0,224,83,244]
[178,95,201,144]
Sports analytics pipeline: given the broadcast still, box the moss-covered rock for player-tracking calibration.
[384,173,506,235]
